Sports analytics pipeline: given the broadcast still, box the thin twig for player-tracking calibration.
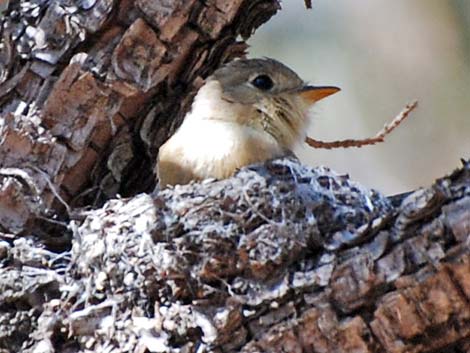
[242,188,274,225]
[305,100,418,149]
[30,165,72,215]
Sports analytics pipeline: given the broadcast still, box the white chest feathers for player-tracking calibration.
[161,117,284,179]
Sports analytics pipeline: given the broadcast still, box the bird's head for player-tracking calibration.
[199,58,340,150]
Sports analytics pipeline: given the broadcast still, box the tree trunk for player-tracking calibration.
[0,1,469,353]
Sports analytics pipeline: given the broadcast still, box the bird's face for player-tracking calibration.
[210,58,340,150]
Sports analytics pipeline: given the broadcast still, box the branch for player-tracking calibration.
[1,158,469,352]
[306,100,418,149]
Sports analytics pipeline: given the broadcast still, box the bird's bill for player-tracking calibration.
[299,86,341,104]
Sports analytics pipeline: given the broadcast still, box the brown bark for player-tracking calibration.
[0,1,469,353]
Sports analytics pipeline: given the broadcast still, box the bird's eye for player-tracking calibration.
[251,74,274,91]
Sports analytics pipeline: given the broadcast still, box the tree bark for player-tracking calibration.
[0,1,469,353]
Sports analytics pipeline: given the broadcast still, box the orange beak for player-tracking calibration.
[298,86,341,104]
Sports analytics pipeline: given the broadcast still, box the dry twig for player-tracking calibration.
[305,100,418,149]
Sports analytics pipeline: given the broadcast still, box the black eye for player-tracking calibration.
[251,74,274,90]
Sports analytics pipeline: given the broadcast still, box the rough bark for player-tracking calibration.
[0,1,469,353]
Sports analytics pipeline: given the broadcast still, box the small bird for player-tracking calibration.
[157,58,340,188]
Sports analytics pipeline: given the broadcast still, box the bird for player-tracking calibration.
[156,57,340,188]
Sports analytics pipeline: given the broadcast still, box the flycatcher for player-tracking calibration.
[157,58,340,187]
